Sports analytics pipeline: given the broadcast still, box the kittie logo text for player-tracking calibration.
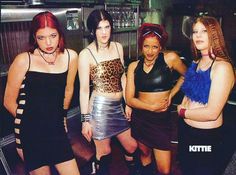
[189,145,212,152]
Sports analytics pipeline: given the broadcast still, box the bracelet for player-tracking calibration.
[81,114,90,122]
[179,108,186,118]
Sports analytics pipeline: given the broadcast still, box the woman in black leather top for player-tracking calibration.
[126,23,186,175]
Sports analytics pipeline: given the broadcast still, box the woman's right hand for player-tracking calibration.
[81,122,93,142]
[150,99,169,112]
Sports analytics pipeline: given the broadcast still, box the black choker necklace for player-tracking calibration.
[37,48,57,65]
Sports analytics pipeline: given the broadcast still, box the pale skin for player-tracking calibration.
[78,19,137,160]
[177,21,235,129]
[4,27,80,175]
[126,36,186,174]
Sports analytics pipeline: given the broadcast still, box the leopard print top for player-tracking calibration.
[90,58,124,93]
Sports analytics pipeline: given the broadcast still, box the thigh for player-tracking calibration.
[55,159,80,175]
[138,142,152,156]
[29,166,51,175]
[117,128,137,153]
[17,148,24,161]
[153,149,171,171]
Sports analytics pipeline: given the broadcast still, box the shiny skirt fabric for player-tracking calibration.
[131,109,172,150]
[89,95,130,140]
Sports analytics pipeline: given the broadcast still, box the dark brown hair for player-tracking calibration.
[87,9,113,50]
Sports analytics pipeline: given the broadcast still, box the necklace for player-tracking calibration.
[144,61,155,67]
[198,59,212,70]
[37,48,57,65]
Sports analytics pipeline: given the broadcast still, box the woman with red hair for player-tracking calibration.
[177,16,235,175]
[126,23,186,175]
[4,11,80,175]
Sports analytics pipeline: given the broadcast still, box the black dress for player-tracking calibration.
[14,52,74,172]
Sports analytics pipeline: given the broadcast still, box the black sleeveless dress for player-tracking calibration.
[14,52,74,172]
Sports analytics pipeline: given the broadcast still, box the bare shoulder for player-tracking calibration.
[213,60,234,74]
[79,48,90,60]
[211,60,235,89]
[66,49,78,62]
[163,51,181,68]
[66,48,78,57]
[113,41,122,48]
[112,41,123,53]
[128,60,139,71]
[8,52,29,75]
[12,52,29,68]
[164,50,180,61]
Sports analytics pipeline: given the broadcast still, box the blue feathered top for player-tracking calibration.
[181,61,214,104]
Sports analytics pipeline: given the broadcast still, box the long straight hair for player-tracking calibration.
[191,16,232,64]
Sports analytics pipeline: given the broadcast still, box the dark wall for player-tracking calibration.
[164,0,236,65]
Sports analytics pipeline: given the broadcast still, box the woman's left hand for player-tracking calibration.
[125,105,132,121]
[177,105,183,116]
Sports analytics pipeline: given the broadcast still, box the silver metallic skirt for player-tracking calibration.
[89,95,130,140]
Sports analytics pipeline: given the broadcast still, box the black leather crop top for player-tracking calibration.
[134,53,173,92]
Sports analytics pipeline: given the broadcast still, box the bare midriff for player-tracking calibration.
[138,90,170,105]
[92,91,123,100]
[183,97,223,129]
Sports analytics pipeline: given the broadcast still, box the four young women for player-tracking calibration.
[4,8,234,175]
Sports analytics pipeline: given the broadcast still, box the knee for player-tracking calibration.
[140,148,151,158]
[97,146,111,157]
[17,148,24,161]
[157,166,171,175]
[102,146,112,155]
[124,140,138,155]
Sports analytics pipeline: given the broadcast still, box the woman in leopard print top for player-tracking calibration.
[78,9,138,175]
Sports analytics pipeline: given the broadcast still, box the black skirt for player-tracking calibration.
[131,109,172,150]
[178,119,224,175]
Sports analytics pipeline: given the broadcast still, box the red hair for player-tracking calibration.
[138,23,168,51]
[29,11,65,53]
[191,16,231,63]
